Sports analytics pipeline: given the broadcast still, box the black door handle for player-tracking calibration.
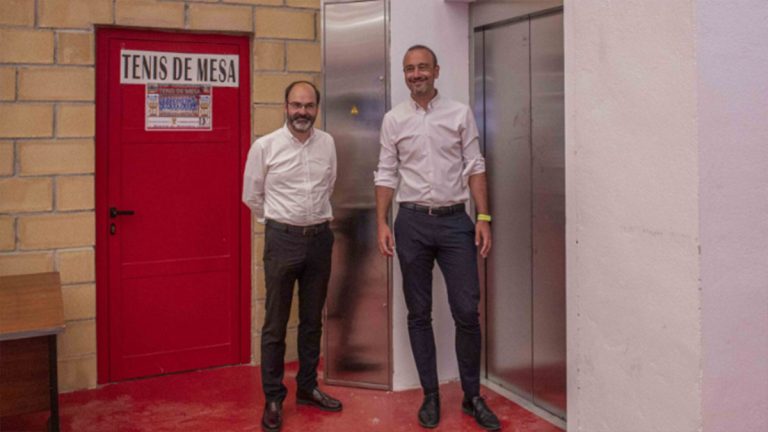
[110,207,135,218]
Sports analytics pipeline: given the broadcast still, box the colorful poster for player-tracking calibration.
[146,84,212,130]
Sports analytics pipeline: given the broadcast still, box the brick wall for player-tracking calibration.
[0,0,321,392]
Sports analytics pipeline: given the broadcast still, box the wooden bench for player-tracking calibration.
[0,272,66,431]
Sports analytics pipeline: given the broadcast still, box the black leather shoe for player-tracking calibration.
[418,392,440,428]
[261,400,282,432]
[462,395,501,431]
[296,387,343,412]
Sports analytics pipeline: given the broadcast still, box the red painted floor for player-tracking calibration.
[2,363,562,432]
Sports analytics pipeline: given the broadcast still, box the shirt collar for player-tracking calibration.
[409,90,441,112]
[281,123,315,144]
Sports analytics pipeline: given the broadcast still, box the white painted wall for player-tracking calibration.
[566,0,768,431]
[389,0,471,390]
[698,1,768,430]
[565,1,702,430]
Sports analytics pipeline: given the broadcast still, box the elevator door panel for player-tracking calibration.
[322,0,390,389]
[483,21,533,398]
[475,9,566,420]
[531,13,566,418]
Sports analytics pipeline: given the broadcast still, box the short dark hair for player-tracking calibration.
[284,80,321,105]
[405,44,438,66]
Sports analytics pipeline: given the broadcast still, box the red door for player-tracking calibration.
[95,29,251,382]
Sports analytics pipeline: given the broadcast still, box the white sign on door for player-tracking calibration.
[121,49,239,87]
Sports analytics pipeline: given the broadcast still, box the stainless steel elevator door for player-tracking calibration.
[474,10,566,419]
[531,13,566,418]
[322,0,391,389]
[482,20,534,399]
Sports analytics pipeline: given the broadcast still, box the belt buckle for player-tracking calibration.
[302,226,312,236]
[428,206,434,216]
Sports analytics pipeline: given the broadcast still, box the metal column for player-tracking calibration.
[322,0,391,390]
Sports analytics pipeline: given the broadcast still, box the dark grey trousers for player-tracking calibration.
[261,222,333,402]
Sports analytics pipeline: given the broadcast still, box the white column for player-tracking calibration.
[698,1,768,430]
[566,0,768,430]
[389,0,471,390]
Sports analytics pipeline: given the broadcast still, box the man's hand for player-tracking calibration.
[378,223,395,256]
[375,186,396,257]
[475,220,491,258]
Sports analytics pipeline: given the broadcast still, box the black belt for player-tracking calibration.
[266,220,329,236]
[399,202,465,216]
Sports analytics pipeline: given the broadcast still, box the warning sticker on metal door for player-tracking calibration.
[146,84,212,130]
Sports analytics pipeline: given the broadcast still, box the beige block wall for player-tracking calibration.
[0,141,13,175]
[57,32,94,65]
[61,283,96,320]
[57,248,95,284]
[0,0,321,392]
[56,175,95,211]
[19,67,95,101]
[0,29,54,64]
[0,0,36,27]
[0,68,15,100]
[286,42,321,72]
[0,251,55,276]
[0,216,15,251]
[0,177,53,213]
[0,104,54,138]
[57,104,95,138]
[115,0,185,29]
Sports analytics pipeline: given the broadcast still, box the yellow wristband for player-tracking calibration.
[477,213,492,222]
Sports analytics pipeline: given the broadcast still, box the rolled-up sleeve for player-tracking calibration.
[461,107,485,183]
[374,114,400,189]
[242,140,266,219]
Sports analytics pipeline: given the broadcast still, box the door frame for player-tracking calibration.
[94,27,252,384]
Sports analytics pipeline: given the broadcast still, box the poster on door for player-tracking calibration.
[145,84,212,130]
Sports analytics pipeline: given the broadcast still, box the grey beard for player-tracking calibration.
[291,118,313,132]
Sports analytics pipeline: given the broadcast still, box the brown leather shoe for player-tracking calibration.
[261,400,282,432]
[296,387,343,412]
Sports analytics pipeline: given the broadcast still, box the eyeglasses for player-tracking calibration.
[403,63,434,73]
[287,102,317,111]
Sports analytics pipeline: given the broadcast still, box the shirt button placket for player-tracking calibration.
[422,111,433,201]
[301,146,308,222]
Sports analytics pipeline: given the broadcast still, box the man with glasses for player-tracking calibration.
[375,45,501,430]
[243,81,342,432]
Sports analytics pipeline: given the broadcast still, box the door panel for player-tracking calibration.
[482,20,534,398]
[475,9,566,420]
[322,0,391,389]
[96,29,250,382]
[531,12,566,417]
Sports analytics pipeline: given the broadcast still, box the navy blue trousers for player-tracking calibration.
[394,206,482,397]
[261,223,334,402]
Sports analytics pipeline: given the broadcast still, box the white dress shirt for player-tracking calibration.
[242,124,336,226]
[374,93,485,206]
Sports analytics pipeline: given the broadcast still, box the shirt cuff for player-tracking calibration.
[461,158,486,187]
[373,171,399,189]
